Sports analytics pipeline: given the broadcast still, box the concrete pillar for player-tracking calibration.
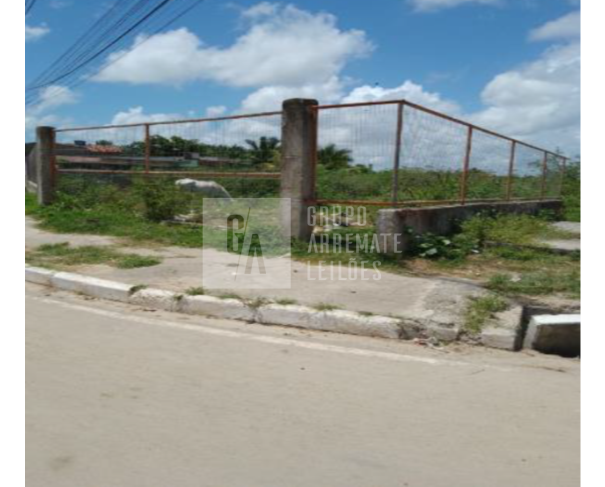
[280,99,318,242]
[35,126,56,206]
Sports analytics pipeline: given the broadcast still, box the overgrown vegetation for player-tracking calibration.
[26,146,580,299]
[26,242,161,270]
[561,161,581,222]
[27,181,207,248]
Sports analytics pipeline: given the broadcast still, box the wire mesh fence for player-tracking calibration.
[47,100,566,215]
[54,112,283,200]
[313,100,567,206]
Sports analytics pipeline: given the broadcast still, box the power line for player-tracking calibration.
[26,0,207,107]
[25,0,39,16]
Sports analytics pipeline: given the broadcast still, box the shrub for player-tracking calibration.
[133,177,188,223]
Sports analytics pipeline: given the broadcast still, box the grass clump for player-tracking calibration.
[26,243,161,270]
[275,298,298,306]
[460,213,573,246]
[464,294,509,334]
[116,254,162,269]
[129,284,148,295]
[314,303,339,312]
[247,297,270,309]
[186,287,206,296]
[218,293,244,301]
[487,270,580,298]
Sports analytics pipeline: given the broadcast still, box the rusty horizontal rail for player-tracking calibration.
[55,111,283,133]
[57,169,281,179]
[311,197,562,208]
[313,99,568,160]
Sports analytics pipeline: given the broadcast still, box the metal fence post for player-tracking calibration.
[506,140,517,201]
[459,126,474,205]
[540,152,549,200]
[280,98,319,241]
[391,102,405,205]
[144,124,151,174]
[35,126,57,206]
[559,157,568,199]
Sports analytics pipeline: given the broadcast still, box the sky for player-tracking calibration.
[25,0,581,155]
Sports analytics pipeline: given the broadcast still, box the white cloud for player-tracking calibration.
[205,106,228,117]
[471,41,580,154]
[50,1,73,9]
[95,4,372,88]
[342,81,461,114]
[240,76,345,112]
[409,0,500,12]
[241,2,280,18]
[110,106,182,126]
[25,86,78,137]
[25,24,50,42]
[84,4,579,157]
[529,11,581,42]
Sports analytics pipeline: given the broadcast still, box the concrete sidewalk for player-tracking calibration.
[26,218,482,312]
[26,217,517,344]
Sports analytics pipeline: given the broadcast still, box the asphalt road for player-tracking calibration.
[26,284,580,487]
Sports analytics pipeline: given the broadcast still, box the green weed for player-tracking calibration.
[464,294,509,334]
[26,243,161,270]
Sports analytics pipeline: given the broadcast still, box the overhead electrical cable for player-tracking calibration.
[26,0,207,107]
[25,0,39,16]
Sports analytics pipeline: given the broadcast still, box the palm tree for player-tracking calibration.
[318,144,353,170]
[245,137,281,166]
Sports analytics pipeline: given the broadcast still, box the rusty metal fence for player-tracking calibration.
[44,99,566,208]
[53,111,283,198]
[312,100,567,207]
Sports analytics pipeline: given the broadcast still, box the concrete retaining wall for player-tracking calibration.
[377,200,563,254]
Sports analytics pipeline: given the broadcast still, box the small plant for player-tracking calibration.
[464,294,509,334]
[314,303,339,312]
[359,311,375,317]
[218,293,244,301]
[186,287,206,296]
[247,297,270,309]
[129,284,148,296]
[275,298,298,306]
[409,232,478,260]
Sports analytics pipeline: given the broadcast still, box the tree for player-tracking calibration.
[245,137,281,166]
[318,144,353,170]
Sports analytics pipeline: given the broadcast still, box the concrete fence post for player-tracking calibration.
[280,98,318,241]
[35,126,56,206]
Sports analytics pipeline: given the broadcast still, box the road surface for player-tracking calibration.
[26,284,580,487]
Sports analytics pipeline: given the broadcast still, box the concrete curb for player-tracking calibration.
[480,305,525,351]
[25,265,522,349]
[524,315,581,357]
